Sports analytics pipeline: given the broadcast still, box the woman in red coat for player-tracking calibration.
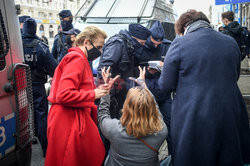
[45,26,109,166]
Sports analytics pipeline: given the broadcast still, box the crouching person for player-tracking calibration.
[98,67,167,166]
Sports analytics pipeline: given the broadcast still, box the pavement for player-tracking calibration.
[30,137,169,165]
[31,138,45,166]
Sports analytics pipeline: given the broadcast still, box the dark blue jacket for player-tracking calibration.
[51,32,68,62]
[97,30,141,78]
[22,35,57,83]
[221,21,246,60]
[97,30,142,118]
[159,27,250,166]
[139,38,171,63]
[138,38,171,103]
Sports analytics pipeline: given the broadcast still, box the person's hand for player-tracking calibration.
[147,67,158,75]
[101,66,120,88]
[94,88,110,99]
[101,66,111,84]
[159,61,164,67]
[48,77,53,84]
[129,66,147,89]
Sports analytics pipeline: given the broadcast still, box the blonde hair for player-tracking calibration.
[120,88,163,137]
[75,26,107,46]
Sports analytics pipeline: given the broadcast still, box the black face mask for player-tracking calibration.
[85,42,101,61]
[146,38,157,50]
[132,37,143,49]
[61,19,73,31]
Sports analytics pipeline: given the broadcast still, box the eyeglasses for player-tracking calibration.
[90,41,103,51]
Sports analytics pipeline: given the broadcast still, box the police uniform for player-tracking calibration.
[139,21,173,154]
[97,24,151,119]
[18,15,30,33]
[22,18,57,157]
[51,10,74,62]
[97,24,151,154]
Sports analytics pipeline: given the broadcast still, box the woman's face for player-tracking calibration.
[85,35,105,53]
[92,35,105,53]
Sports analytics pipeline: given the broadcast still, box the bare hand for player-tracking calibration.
[101,66,120,88]
[159,61,164,67]
[147,67,158,75]
[94,88,110,99]
[101,66,111,84]
[129,66,147,89]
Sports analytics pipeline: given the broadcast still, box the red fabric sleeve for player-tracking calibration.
[55,53,96,108]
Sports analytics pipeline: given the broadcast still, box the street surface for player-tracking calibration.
[31,138,45,166]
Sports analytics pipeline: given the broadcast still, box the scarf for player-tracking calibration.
[184,20,212,35]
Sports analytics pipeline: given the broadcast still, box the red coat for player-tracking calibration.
[45,47,105,166]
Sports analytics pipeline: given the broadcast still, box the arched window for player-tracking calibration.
[49,25,54,38]
[39,24,44,31]
[57,25,61,33]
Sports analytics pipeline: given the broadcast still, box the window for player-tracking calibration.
[49,25,53,38]
[0,9,9,71]
[57,25,61,33]
[49,13,52,19]
[39,24,44,31]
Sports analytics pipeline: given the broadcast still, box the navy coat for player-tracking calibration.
[22,35,57,156]
[159,28,250,166]
[22,35,57,82]
[138,38,171,102]
[97,30,139,78]
[51,32,68,62]
[97,30,142,119]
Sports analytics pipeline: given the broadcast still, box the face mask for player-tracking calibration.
[132,38,143,49]
[61,19,73,31]
[146,38,157,50]
[85,42,101,61]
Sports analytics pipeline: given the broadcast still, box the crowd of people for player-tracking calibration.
[18,8,250,166]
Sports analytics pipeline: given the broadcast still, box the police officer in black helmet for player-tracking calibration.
[22,18,57,157]
[18,15,30,33]
[51,10,74,62]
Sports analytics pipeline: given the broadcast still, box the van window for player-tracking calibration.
[0,9,9,70]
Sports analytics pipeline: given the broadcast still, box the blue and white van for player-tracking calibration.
[0,0,34,165]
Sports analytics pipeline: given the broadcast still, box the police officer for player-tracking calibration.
[22,18,57,157]
[51,10,74,62]
[97,24,151,119]
[61,28,81,49]
[18,15,30,33]
[97,24,150,156]
[140,20,173,154]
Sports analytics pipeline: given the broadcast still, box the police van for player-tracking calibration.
[0,0,34,165]
[74,0,177,75]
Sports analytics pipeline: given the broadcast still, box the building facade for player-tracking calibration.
[15,0,91,41]
[242,3,250,28]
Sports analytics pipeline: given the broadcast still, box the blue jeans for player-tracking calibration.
[160,155,172,166]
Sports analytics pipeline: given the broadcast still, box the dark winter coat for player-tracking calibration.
[97,30,141,118]
[221,21,245,60]
[22,34,57,155]
[138,38,172,103]
[51,32,70,62]
[22,35,57,83]
[159,27,250,166]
